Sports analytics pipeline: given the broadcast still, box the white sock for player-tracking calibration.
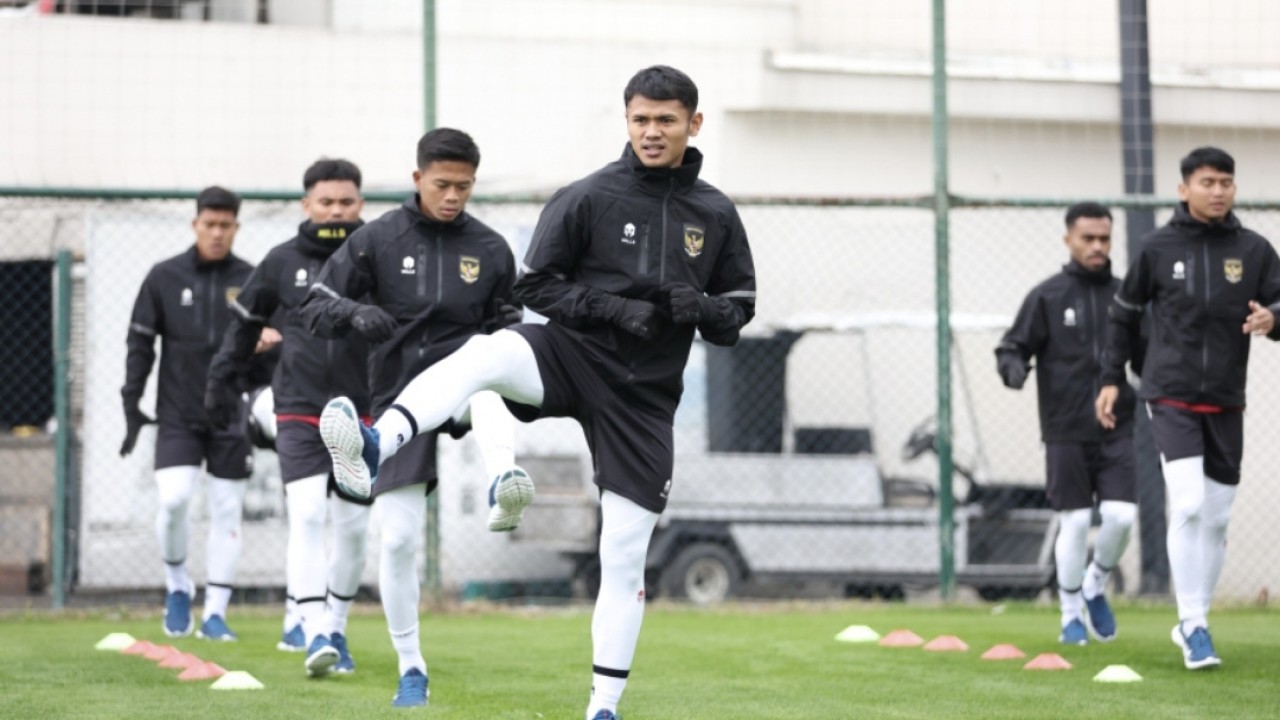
[587,491,660,719]
[378,484,425,673]
[283,595,299,632]
[1059,589,1083,626]
[467,390,516,479]
[1164,456,1207,628]
[1054,508,1091,615]
[327,496,370,636]
[389,624,425,676]
[203,477,246,620]
[373,330,543,465]
[1199,477,1237,624]
[155,466,197,591]
[1084,501,1136,599]
[286,475,330,643]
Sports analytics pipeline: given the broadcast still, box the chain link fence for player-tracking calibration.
[2,194,1279,607]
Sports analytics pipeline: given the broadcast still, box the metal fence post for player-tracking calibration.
[53,249,73,609]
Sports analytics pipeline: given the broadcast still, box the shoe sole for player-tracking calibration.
[1171,626,1222,670]
[321,398,372,500]
[163,621,194,638]
[306,646,341,677]
[277,641,306,652]
[196,630,237,641]
[487,467,535,532]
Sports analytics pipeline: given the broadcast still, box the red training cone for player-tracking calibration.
[144,644,179,662]
[159,652,202,670]
[177,662,227,681]
[121,640,156,656]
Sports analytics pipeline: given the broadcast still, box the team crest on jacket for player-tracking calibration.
[683,224,705,258]
[1224,258,1243,284]
[225,287,241,304]
[459,255,480,284]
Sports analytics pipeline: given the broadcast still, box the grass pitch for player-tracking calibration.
[1,601,1276,719]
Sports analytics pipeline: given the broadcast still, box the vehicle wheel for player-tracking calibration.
[661,543,742,605]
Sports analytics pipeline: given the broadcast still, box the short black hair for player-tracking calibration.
[416,128,480,171]
[624,65,699,113]
[303,158,362,191]
[1065,201,1112,229]
[1180,146,1234,180]
[196,186,240,216]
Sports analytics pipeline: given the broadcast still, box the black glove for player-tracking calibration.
[350,305,397,343]
[120,404,155,457]
[483,301,524,333]
[596,295,661,340]
[997,352,1030,389]
[665,282,718,325]
[204,379,241,430]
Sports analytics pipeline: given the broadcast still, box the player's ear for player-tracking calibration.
[689,111,704,137]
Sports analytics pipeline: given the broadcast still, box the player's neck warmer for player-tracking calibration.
[298,220,364,257]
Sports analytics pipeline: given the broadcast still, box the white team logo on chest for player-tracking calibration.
[294,268,308,287]
[180,288,193,306]
[1173,261,1185,280]
[621,222,636,245]
[402,256,416,275]
[1063,308,1077,327]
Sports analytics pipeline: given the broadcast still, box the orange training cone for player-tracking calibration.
[178,662,227,681]
[878,629,925,647]
[923,635,969,652]
[122,640,156,656]
[1024,653,1073,670]
[981,644,1027,660]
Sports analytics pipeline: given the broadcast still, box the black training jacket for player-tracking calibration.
[1101,204,1280,407]
[123,246,258,428]
[210,221,372,416]
[515,145,757,415]
[997,261,1140,443]
[299,195,518,413]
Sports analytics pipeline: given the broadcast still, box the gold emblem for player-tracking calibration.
[459,256,480,284]
[1224,258,1243,284]
[683,224,705,258]
[225,286,241,304]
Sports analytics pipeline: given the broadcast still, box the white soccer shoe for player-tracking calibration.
[487,466,535,532]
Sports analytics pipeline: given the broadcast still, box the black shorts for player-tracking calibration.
[508,324,674,514]
[1044,432,1136,511]
[371,431,439,499]
[155,423,253,480]
[275,420,373,506]
[1146,401,1244,485]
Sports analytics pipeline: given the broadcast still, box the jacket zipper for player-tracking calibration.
[311,258,334,396]
[639,223,650,275]
[1088,286,1099,400]
[659,178,674,286]
[207,265,219,348]
[417,245,428,299]
[1202,241,1210,394]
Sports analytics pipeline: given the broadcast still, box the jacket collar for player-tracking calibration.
[186,245,236,270]
[1171,201,1242,235]
[1063,259,1113,285]
[402,193,470,230]
[620,144,703,194]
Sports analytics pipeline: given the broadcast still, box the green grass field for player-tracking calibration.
[2,600,1276,719]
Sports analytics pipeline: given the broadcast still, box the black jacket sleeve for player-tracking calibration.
[996,288,1046,364]
[482,242,523,332]
[122,270,163,408]
[697,207,757,346]
[1101,248,1152,386]
[299,232,376,338]
[210,255,279,388]
[1255,239,1280,341]
[513,187,628,327]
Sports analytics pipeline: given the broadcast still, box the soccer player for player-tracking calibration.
[1097,146,1280,669]
[299,128,526,707]
[207,158,373,676]
[317,66,757,720]
[121,186,264,641]
[996,202,1140,645]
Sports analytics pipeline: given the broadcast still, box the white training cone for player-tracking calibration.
[95,633,137,651]
[835,625,881,643]
[210,671,264,690]
[1093,665,1143,683]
